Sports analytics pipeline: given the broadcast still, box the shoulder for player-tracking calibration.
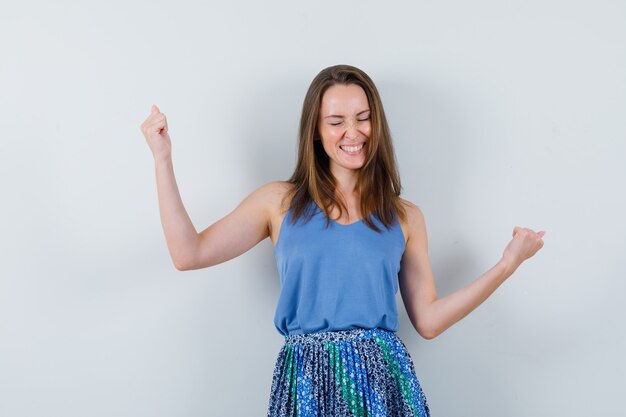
[398,198,427,244]
[399,198,425,221]
[254,180,292,196]
[258,182,296,244]
[251,181,294,213]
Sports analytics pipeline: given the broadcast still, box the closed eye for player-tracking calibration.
[329,117,369,126]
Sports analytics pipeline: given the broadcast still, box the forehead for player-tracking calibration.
[319,84,369,116]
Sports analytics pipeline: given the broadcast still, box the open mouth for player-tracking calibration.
[339,142,365,154]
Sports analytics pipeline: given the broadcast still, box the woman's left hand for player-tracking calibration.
[501,226,546,270]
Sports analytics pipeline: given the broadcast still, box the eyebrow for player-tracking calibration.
[323,109,371,119]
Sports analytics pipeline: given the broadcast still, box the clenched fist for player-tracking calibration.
[140,104,172,160]
[502,226,546,270]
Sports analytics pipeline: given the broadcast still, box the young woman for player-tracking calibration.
[140,64,545,417]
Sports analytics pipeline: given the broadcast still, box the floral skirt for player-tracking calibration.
[266,327,430,417]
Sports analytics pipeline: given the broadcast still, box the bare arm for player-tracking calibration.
[154,156,280,270]
[398,202,545,340]
[182,181,286,270]
[141,105,280,271]
[153,156,201,270]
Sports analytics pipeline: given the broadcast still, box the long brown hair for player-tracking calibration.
[284,64,406,232]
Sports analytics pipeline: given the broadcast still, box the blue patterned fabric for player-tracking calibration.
[266,327,430,417]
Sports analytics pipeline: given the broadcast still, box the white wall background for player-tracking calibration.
[1,1,624,416]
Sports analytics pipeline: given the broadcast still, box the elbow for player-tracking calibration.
[171,236,202,271]
[174,254,214,271]
[172,247,200,271]
[418,326,438,340]
[415,318,441,340]
[174,260,188,271]
[173,255,196,271]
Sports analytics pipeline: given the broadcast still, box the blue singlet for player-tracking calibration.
[272,201,406,336]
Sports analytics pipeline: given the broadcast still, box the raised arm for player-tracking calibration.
[140,104,279,271]
[181,181,283,270]
[398,201,545,340]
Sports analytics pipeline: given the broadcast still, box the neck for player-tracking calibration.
[331,165,359,201]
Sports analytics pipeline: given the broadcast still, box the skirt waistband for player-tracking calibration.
[283,327,396,346]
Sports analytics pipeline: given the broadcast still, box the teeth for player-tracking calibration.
[341,143,363,152]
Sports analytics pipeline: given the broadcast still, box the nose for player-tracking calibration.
[344,119,359,140]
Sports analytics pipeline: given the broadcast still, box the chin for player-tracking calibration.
[343,162,365,171]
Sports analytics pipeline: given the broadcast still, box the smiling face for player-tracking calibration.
[317,83,372,177]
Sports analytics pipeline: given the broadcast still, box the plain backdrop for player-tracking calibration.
[1,1,624,416]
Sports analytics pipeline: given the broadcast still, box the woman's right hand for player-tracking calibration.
[140,104,172,160]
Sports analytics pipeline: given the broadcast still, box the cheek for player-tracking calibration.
[321,127,341,141]
[319,136,336,152]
